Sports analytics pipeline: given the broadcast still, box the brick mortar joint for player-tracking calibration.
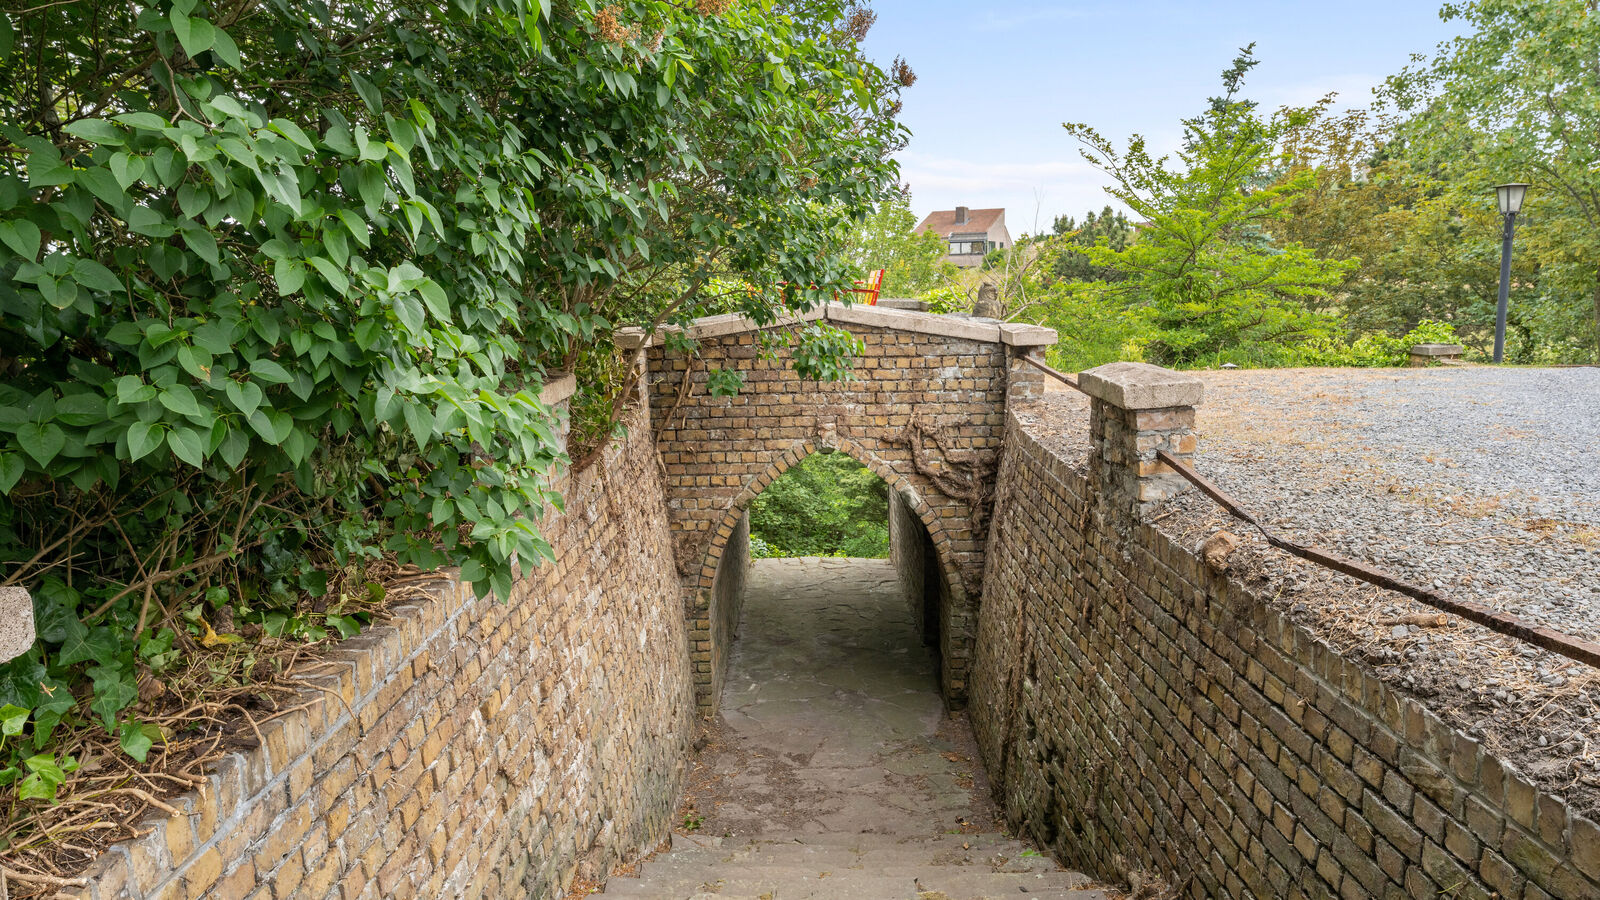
[133,577,479,898]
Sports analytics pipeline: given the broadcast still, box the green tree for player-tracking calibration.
[0,0,908,809]
[1048,205,1135,283]
[1061,47,1356,365]
[748,452,889,558]
[843,195,954,298]
[1384,0,1600,361]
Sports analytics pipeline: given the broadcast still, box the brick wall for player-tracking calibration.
[706,512,750,705]
[974,391,1600,900]
[70,400,695,900]
[889,487,942,644]
[643,306,1054,709]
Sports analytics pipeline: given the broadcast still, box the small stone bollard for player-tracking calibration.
[0,586,35,663]
[1078,361,1203,518]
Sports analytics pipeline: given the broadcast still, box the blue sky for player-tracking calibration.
[859,1,1464,235]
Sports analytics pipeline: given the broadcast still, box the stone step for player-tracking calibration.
[696,832,1032,855]
[630,846,1065,881]
[608,830,1104,900]
[604,871,1108,900]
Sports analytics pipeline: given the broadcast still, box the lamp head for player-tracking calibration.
[1496,183,1530,216]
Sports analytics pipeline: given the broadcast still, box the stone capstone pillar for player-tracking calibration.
[1078,361,1203,518]
[0,586,34,663]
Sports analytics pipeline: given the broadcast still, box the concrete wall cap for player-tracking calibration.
[999,323,1058,347]
[1410,343,1464,356]
[875,298,927,311]
[1078,361,1204,410]
[635,303,1036,347]
[0,586,34,663]
[823,302,1003,342]
[539,373,578,408]
[613,327,649,350]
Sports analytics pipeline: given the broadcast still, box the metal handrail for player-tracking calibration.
[1020,353,1085,393]
[1015,353,1600,670]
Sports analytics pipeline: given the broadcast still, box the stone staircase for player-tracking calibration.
[601,831,1108,899]
[600,559,1111,900]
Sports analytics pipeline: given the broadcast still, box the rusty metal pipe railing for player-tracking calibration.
[1014,353,1600,670]
[1155,448,1600,670]
[1020,353,1086,393]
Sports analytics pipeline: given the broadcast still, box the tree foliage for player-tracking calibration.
[0,0,907,802]
[748,451,888,558]
[842,194,954,298]
[1060,48,1356,366]
[1382,0,1600,361]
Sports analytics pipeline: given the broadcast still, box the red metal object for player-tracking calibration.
[841,269,884,305]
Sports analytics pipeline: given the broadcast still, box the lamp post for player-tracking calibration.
[1493,183,1529,363]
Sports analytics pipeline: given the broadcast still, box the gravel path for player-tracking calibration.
[1032,365,1600,814]
[1190,367,1600,641]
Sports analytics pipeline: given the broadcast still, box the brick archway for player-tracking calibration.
[694,431,971,609]
[625,302,1056,712]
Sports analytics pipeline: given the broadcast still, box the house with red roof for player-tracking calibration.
[913,206,1013,268]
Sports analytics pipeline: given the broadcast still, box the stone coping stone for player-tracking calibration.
[0,586,34,663]
[1410,343,1465,356]
[1078,361,1204,410]
[539,373,577,408]
[876,298,927,311]
[609,303,1059,348]
[998,322,1057,347]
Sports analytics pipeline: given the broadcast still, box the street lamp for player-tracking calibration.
[1493,183,1530,363]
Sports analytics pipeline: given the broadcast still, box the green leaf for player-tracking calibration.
[0,452,24,494]
[16,422,65,465]
[116,375,157,404]
[109,153,145,190]
[18,753,65,801]
[182,227,219,265]
[118,721,158,763]
[54,393,106,426]
[58,625,118,666]
[159,384,205,418]
[88,667,137,730]
[270,118,315,151]
[308,256,349,295]
[170,10,216,57]
[63,118,124,146]
[0,704,28,736]
[126,421,164,461]
[417,279,451,322]
[176,344,212,380]
[210,26,241,69]
[250,358,293,384]
[225,379,263,416]
[273,257,305,296]
[167,427,206,467]
[217,426,249,468]
[72,258,123,293]
[0,219,41,261]
[248,408,293,444]
[401,401,434,450]
[393,295,425,334]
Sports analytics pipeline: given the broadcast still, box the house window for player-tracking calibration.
[949,240,988,255]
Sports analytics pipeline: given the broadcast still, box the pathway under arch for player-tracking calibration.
[626,302,1056,711]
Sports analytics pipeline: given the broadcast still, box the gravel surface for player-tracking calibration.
[1029,366,1600,815]
[1191,367,1600,642]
